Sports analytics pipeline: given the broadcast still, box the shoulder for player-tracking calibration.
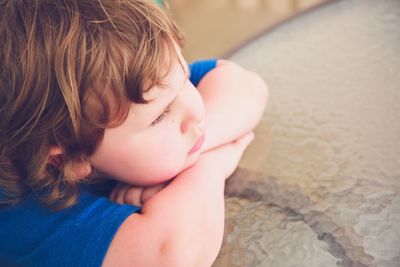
[189,58,218,87]
[0,189,140,266]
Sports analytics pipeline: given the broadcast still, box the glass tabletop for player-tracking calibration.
[215,0,400,266]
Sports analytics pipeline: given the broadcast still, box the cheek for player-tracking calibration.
[154,136,187,171]
[120,132,187,185]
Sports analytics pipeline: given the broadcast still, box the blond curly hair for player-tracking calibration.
[0,0,183,211]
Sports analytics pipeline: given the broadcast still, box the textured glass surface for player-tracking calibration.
[216,0,400,266]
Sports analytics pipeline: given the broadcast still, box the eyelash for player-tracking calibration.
[151,108,170,127]
[150,68,190,127]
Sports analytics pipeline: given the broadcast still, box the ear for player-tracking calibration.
[49,146,62,156]
[47,146,92,179]
[48,146,63,167]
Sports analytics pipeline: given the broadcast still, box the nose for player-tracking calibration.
[179,86,205,134]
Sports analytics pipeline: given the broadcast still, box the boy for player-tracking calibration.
[0,0,268,266]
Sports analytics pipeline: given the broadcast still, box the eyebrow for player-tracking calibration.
[149,62,191,123]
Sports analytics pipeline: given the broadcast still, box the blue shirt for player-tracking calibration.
[0,59,217,267]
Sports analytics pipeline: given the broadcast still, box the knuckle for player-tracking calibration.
[124,191,134,203]
[124,188,142,206]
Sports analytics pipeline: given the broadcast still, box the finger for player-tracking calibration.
[115,184,131,205]
[141,185,164,203]
[109,182,124,202]
[235,131,255,144]
[225,132,255,180]
[233,131,255,148]
[124,187,144,207]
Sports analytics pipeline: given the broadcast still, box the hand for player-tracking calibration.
[197,60,268,153]
[109,131,254,206]
[109,180,170,206]
[194,131,255,180]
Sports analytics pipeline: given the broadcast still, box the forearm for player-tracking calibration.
[197,60,268,153]
[141,162,225,266]
[105,133,254,267]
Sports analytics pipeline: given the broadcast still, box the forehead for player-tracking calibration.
[126,45,188,130]
[143,44,187,101]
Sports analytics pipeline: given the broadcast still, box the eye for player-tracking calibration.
[150,108,170,127]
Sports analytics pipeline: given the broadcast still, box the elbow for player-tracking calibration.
[257,73,269,106]
[247,70,269,125]
[222,60,269,117]
[250,70,268,106]
[159,227,222,267]
[159,242,216,267]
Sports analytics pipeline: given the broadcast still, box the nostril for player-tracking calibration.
[181,118,204,134]
[197,120,206,134]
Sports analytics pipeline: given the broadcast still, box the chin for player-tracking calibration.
[126,156,201,186]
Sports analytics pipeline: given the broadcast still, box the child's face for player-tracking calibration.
[89,46,206,186]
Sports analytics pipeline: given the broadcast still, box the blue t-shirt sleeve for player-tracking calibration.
[0,186,140,267]
[189,58,218,87]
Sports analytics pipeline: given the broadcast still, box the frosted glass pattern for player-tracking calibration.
[215,0,400,266]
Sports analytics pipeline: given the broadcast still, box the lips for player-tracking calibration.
[188,133,206,155]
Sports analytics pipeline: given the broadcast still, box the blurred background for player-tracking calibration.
[162,1,400,266]
[167,0,328,61]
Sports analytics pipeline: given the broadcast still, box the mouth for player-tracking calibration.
[188,133,206,155]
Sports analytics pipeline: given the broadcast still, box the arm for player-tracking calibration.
[102,132,254,267]
[197,60,268,152]
[109,60,268,207]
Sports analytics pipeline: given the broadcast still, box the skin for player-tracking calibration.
[49,42,268,207]
[89,46,206,187]
[99,43,268,267]
[102,131,257,267]
[100,47,267,265]
[104,50,268,206]
[48,40,268,266]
